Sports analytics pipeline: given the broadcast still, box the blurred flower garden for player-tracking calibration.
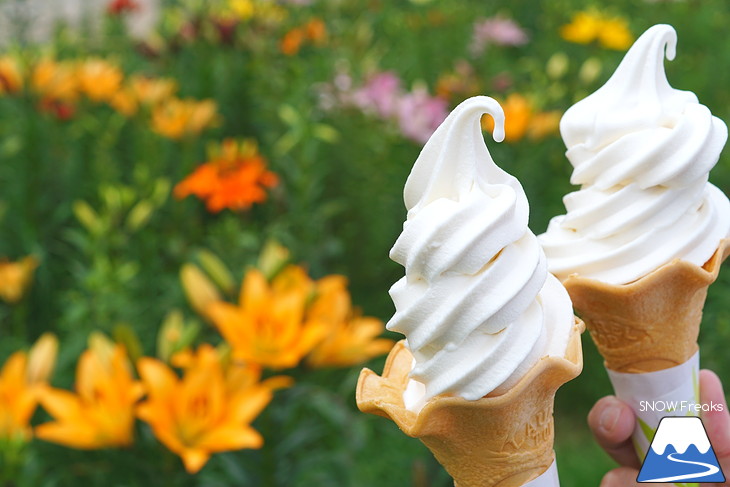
[1,0,730,485]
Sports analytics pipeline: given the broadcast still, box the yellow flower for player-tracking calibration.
[306,276,393,368]
[0,255,38,304]
[598,18,634,50]
[560,11,603,45]
[252,1,287,25]
[35,342,144,449]
[561,11,633,50]
[0,56,23,95]
[228,0,254,20]
[151,98,218,139]
[186,99,218,133]
[76,58,124,102]
[528,110,562,140]
[108,87,138,117]
[136,344,288,473]
[129,75,178,106]
[31,58,78,102]
[208,266,329,369]
[0,333,58,442]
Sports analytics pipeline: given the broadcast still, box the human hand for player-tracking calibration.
[588,369,730,487]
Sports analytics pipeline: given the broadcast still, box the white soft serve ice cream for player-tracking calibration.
[539,24,730,285]
[386,96,574,412]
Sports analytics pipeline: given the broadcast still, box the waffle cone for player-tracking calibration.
[563,239,730,374]
[356,319,584,487]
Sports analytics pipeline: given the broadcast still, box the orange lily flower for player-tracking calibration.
[108,87,139,117]
[207,265,329,369]
[304,18,327,44]
[151,97,218,139]
[31,58,79,102]
[0,255,39,304]
[0,333,58,442]
[435,62,480,102]
[481,94,562,143]
[527,110,562,140]
[76,58,124,102]
[136,344,289,473]
[173,138,279,213]
[35,341,144,449]
[280,28,306,56]
[481,93,531,142]
[281,18,327,56]
[129,75,178,106]
[168,345,292,391]
[306,276,394,367]
[0,56,23,95]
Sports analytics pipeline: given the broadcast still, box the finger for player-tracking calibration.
[599,467,662,487]
[588,395,641,469]
[700,369,730,459]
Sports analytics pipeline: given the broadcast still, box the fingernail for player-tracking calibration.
[600,403,621,432]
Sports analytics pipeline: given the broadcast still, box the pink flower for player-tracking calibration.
[318,69,447,144]
[351,72,402,119]
[470,16,529,56]
[396,88,448,144]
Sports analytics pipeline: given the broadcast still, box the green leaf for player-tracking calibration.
[125,200,155,231]
[150,178,172,206]
[637,416,657,444]
[278,104,300,126]
[113,323,143,363]
[313,124,340,143]
[196,249,235,295]
[73,200,104,235]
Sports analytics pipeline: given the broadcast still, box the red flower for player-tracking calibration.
[38,99,76,121]
[107,0,140,15]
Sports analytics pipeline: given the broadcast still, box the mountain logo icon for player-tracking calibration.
[637,416,725,483]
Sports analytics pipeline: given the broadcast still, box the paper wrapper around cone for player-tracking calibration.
[562,239,730,374]
[356,319,584,487]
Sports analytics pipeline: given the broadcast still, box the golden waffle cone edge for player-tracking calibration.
[562,239,730,374]
[356,319,584,487]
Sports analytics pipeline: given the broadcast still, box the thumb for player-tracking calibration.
[700,369,730,460]
[599,467,662,487]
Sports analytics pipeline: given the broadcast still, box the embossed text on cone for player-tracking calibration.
[563,239,730,374]
[356,320,583,487]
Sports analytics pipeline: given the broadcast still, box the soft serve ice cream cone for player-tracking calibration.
[539,24,730,457]
[356,96,582,487]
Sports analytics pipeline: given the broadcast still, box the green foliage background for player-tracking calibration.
[1,0,729,485]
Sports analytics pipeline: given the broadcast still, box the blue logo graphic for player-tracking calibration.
[637,416,725,483]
